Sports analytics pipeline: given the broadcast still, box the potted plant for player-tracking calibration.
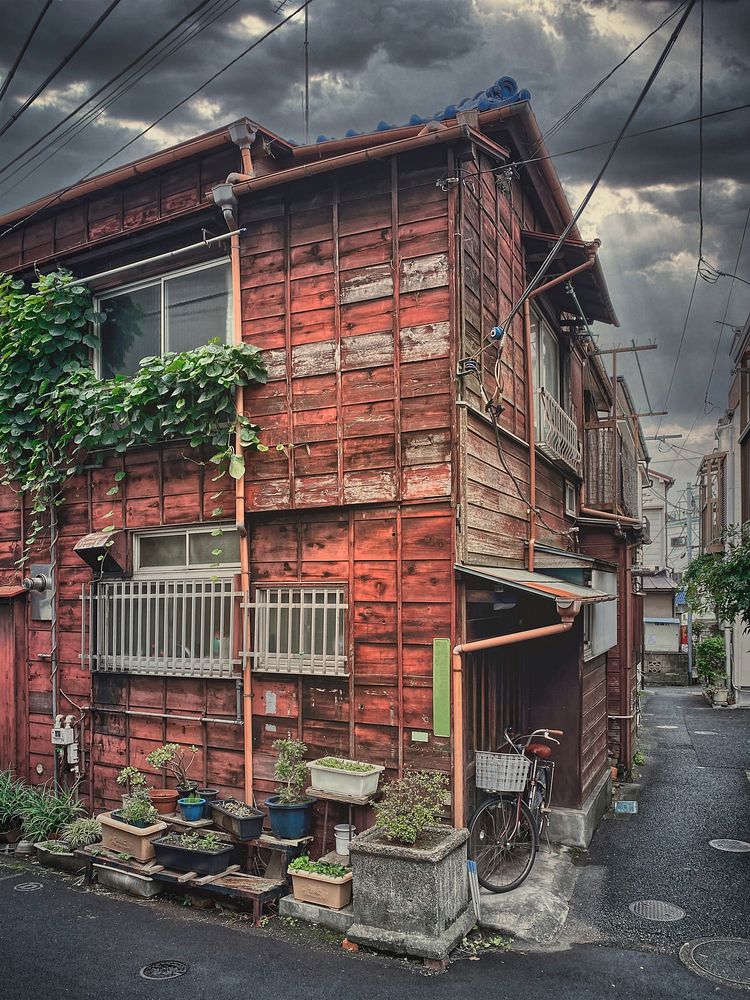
[289,855,353,910]
[146,743,200,797]
[36,817,102,873]
[100,787,168,862]
[211,797,264,840]
[116,765,148,808]
[696,635,728,706]
[308,756,385,798]
[265,739,316,839]
[0,770,27,843]
[177,790,206,823]
[20,782,84,845]
[347,771,474,962]
[151,831,234,876]
[197,786,220,819]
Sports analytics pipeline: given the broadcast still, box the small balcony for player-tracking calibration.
[537,388,582,474]
[698,452,726,554]
[81,578,243,679]
[583,423,639,519]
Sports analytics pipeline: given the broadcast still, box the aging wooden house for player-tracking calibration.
[0,79,644,846]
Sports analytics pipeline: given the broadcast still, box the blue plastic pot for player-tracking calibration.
[264,796,316,840]
[178,797,206,822]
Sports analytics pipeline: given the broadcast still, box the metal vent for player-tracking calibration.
[629,899,685,922]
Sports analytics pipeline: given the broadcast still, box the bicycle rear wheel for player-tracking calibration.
[468,795,538,893]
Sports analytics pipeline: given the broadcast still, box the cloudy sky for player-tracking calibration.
[0,0,748,504]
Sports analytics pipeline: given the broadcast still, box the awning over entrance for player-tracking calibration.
[457,565,616,604]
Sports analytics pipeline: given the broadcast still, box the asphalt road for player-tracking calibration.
[0,685,747,999]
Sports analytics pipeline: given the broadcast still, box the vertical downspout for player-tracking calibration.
[523,298,536,572]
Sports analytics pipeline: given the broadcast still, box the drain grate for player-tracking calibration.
[629,899,685,922]
[140,960,189,981]
[709,839,750,853]
[680,938,750,989]
[13,881,43,892]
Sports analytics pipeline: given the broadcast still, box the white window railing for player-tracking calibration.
[537,389,581,473]
[244,586,348,676]
[81,578,242,679]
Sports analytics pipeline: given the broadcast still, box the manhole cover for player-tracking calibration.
[140,960,189,981]
[629,899,685,921]
[709,839,750,853]
[680,938,750,989]
[14,881,43,892]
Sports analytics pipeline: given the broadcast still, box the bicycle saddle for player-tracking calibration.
[525,743,552,759]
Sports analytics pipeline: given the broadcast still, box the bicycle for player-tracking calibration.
[467,726,563,893]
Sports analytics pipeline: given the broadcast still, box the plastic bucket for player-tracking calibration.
[334,823,355,857]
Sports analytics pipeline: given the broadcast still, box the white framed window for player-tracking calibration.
[565,481,578,517]
[95,258,232,379]
[134,525,240,576]
[249,585,348,676]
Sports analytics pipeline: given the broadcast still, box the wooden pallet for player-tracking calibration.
[77,847,287,924]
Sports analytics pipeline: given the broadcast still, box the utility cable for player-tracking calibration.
[0,0,314,239]
[0,0,242,199]
[0,0,55,105]
[467,0,697,370]
[0,0,124,141]
[0,0,217,180]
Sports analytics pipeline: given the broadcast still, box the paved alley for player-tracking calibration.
[566,686,750,952]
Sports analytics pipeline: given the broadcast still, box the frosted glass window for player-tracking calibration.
[165,264,231,354]
[99,284,160,379]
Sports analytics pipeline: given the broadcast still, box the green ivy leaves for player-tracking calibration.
[0,269,268,564]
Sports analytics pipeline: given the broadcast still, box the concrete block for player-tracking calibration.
[548,770,611,848]
[94,864,162,899]
[346,826,475,961]
[279,894,354,934]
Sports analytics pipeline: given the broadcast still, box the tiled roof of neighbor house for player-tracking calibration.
[641,569,678,592]
[314,76,531,142]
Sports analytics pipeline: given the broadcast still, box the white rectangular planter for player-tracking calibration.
[308,759,385,798]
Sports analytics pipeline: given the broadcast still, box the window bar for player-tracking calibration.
[144,580,152,670]
[189,580,197,672]
[219,581,226,674]
[209,580,216,671]
[322,591,329,676]
[180,581,187,672]
[298,590,305,675]
[153,579,161,668]
[171,580,178,668]
[310,591,318,675]
[286,589,293,674]
[80,584,87,668]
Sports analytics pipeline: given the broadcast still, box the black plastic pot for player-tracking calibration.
[110,810,149,829]
[198,788,219,819]
[176,782,198,797]
[151,838,234,876]
[211,799,264,840]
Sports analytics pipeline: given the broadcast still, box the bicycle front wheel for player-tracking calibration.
[468,795,538,893]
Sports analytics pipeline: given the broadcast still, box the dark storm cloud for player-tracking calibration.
[0,0,747,484]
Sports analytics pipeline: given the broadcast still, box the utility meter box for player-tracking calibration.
[51,727,75,746]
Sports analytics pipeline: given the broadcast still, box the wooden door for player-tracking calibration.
[0,598,27,773]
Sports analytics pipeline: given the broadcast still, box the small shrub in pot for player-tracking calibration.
[374,770,447,845]
[146,743,200,794]
[264,739,316,839]
[115,787,159,829]
[288,855,353,910]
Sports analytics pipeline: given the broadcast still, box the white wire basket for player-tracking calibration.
[475,751,530,793]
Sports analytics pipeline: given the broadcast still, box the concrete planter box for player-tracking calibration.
[94,863,162,898]
[291,869,353,910]
[99,811,167,862]
[347,825,474,961]
[35,842,85,874]
[308,759,385,798]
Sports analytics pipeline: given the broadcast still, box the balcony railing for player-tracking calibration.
[537,389,581,473]
[81,578,243,679]
[583,424,639,519]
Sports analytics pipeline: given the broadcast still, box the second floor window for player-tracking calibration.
[96,258,231,379]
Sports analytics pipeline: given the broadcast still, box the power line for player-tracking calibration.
[1,0,316,240]
[0,0,55,105]
[0,0,242,199]
[0,0,124,141]
[0,0,217,181]
[467,0,698,372]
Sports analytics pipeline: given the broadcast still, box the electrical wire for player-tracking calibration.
[0,0,243,200]
[1,0,315,239]
[0,0,217,181]
[0,0,55,105]
[534,1,687,152]
[0,0,124,141]
[467,0,698,370]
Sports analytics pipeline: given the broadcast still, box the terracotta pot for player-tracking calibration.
[291,869,353,910]
[148,788,179,815]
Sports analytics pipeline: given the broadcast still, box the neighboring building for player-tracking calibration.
[665,507,691,583]
[641,470,674,570]
[696,311,750,703]
[0,78,640,846]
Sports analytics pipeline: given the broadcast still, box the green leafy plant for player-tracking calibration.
[61,817,102,849]
[182,791,203,804]
[0,770,28,831]
[632,749,645,767]
[0,270,267,562]
[314,757,375,772]
[695,634,726,687]
[19,783,84,842]
[146,743,199,789]
[116,786,158,827]
[36,840,69,854]
[161,831,223,852]
[685,524,750,631]
[374,770,447,845]
[272,738,309,805]
[288,855,350,878]
[115,766,147,792]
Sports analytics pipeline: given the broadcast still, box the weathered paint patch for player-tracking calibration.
[399,321,450,362]
[400,253,448,293]
[340,263,394,304]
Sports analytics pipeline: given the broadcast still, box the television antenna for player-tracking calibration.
[273,0,310,143]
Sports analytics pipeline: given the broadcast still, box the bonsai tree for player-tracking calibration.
[374,770,447,845]
[695,634,726,688]
[146,743,199,791]
[273,738,309,804]
[116,765,148,793]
